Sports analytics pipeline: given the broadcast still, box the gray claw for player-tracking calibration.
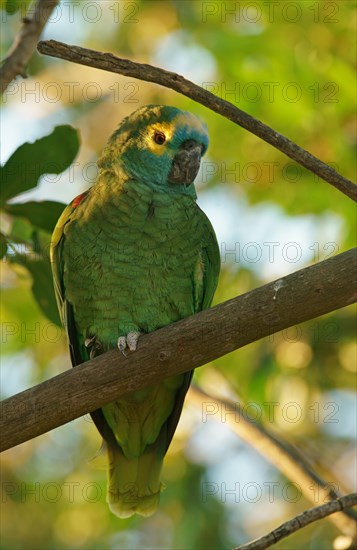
[85,335,103,359]
[117,332,141,356]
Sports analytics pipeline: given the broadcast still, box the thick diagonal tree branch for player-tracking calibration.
[234,493,357,550]
[0,0,59,95]
[36,39,357,202]
[0,248,356,452]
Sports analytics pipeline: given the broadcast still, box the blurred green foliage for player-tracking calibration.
[0,125,79,205]
[0,1,356,549]
[1,125,78,320]
[3,0,31,14]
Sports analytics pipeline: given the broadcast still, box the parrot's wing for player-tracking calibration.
[51,201,83,366]
[199,206,221,311]
[163,206,220,451]
[163,372,193,452]
[51,194,119,447]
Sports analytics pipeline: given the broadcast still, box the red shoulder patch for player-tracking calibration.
[72,192,87,209]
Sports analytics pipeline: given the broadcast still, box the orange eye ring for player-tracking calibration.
[153,131,166,145]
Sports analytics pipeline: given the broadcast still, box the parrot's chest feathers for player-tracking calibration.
[63,182,206,338]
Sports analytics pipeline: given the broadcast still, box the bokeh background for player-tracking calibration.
[1,1,356,548]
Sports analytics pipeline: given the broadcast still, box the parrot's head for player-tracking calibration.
[98,105,209,194]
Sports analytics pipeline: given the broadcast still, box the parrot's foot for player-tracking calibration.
[85,335,103,359]
[117,332,141,356]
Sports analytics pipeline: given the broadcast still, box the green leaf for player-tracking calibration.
[0,0,31,15]
[9,254,61,326]
[0,125,79,205]
[8,216,34,244]
[0,232,8,258]
[4,201,66,232]
[3,0,31,14]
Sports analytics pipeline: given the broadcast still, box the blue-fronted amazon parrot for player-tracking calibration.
[51,105,220,518]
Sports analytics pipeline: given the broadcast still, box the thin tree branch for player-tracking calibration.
[0,248,355,452]
[0,0,59,95]
[188,386,357,536]
[234,493,357,550]
[36,39,357,202]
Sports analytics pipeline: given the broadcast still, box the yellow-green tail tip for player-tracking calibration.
[107,487,162,518]
[106,443,165,518]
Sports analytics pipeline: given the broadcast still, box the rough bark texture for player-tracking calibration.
[1,248,356,452]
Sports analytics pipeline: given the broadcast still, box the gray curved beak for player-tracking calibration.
[168,140,203,185]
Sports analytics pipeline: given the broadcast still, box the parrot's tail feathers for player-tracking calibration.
[106,443,164,519]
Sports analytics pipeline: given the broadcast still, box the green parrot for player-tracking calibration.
[51,104,220,518]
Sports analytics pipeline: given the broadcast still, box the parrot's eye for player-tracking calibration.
[153,131,166,145]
